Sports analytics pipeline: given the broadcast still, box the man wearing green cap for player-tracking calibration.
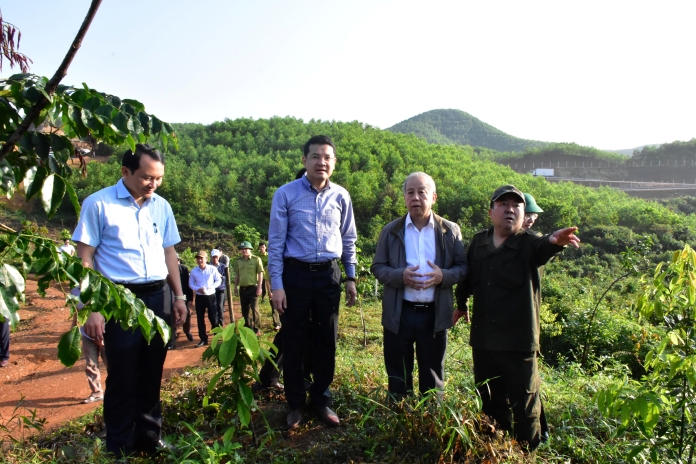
[234,241,264,335]
[454,184,580,451]
[522,193,543,231]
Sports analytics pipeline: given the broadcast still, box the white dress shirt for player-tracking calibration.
[189,264,222,296]
[403,213,436,303]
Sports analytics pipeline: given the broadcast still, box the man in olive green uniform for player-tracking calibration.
[258,242,280,330]
[454,185,580,451]
[234,241,264,335]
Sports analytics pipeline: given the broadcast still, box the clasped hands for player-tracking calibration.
[403,260,443,290]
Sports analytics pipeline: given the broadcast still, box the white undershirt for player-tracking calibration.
[403,213,436,303]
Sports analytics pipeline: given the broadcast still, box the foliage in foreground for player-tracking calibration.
[597,244,696,463]
[0,73,178,365]
[0,300,645,464]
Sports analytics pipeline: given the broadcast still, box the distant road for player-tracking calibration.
[545,177,696,192]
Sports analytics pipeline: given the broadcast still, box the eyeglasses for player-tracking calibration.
[307,154,336,162]
[524,213,538,220]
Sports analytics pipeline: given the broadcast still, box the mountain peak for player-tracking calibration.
[387,109,546,152]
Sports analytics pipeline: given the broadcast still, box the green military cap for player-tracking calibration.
[523,193,544,213]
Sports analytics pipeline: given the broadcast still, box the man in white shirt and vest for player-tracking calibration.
[371,172,468,398]
[189,249,222,347]
[73,144,187,457]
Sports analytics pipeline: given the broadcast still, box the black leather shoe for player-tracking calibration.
[185,332,194,342]
[167,343,176,350]
[315,406,340,427]
[287,408,303,429]
[196,340,208,347]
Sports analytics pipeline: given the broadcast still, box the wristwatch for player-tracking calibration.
[344,277,356,282]
[174,295,187,301]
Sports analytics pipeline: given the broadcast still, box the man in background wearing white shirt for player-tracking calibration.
[371,172,467,398]
[189,250,222,347]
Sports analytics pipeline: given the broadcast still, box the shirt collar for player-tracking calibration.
[480,226,525,249]
[301,173,331,193]
[115,178,157,203]
[405,213,435,230]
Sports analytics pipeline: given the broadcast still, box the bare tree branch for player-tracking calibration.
[0,0,103,162]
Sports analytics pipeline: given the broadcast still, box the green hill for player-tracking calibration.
[633,138,696,162]
[387,108,547,152]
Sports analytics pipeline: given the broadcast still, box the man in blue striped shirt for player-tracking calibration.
[268,135,357,429]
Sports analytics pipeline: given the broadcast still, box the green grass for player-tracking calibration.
[0,298,640,463]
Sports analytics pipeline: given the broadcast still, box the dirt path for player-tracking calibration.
[0,279,240,436]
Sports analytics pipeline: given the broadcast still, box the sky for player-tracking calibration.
[3,0,696,150]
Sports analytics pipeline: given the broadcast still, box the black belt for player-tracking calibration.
[284,257,336,272]
[402,300,435,311]
[119,279,166,294]
[240,285,257,289]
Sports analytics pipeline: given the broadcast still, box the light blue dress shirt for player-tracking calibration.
[189,265,222,296]
[72,178,181,283]
[268,175,357,290]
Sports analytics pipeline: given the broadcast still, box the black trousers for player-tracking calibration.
[103,284,170,455]
[239,286,260,332]
[383,305,447,397]
[195,294,219,342]
[0,317,9,360]
[215,289,226,326]
[258,327,314,387]
[472,348,542,451]
[281,260,341,409]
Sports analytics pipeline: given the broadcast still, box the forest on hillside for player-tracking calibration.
[633,138,696,161]
[73,116,695,254]
[387,109,547,152]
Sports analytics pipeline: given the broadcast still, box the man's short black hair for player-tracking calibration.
[122,144,165,174]
[303,135,336,157]
[258,241,266,247]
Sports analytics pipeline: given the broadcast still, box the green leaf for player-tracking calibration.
[155,314,170,345]
[138,112,150,135]
[125,134,136,152]
[138,310,153,340]
[207,369,225,396]
[83,96,102,111]
[219,335,238,367]
[93,104,115,123]
[65,182,80,216]
[32,133,51,160]
[237,401,250,427]
[238,325,260,360]
[239,382,253,407]
[122,99,145,113]
[57,326,81,367]
[106,95,121,108]
[151,117,162,134]
[112,111,129,134]
[23,166,46,200]
[1,264,25,293]
[40,174,66,218]
[0,286,20,326]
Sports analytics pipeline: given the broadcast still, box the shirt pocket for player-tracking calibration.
[495,258,524,289]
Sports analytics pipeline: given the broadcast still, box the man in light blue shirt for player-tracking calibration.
[73,144,187,457]
[268,135,357,429]
[189,250,222,347]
